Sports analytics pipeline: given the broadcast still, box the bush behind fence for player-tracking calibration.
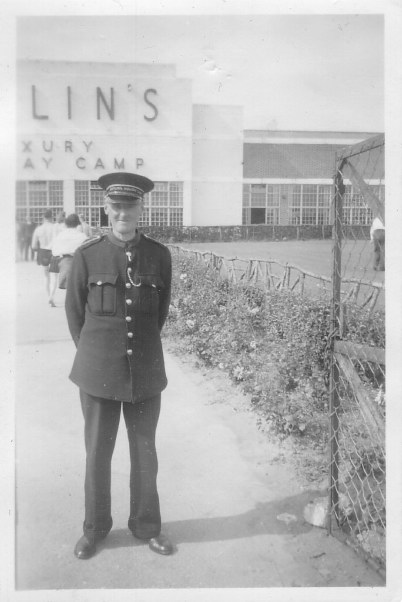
[132,224,370,244]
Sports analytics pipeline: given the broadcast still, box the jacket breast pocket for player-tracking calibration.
[87,273,118,316]
[132,274,164,316]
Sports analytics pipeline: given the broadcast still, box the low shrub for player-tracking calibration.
[164,254,385,442]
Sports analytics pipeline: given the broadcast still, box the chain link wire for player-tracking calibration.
[329,135,385,572]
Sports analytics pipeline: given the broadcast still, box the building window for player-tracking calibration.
[75,180,184,228]
[343,186,361,224]
[74,180,106,228]
[138,182,183,227]
[341,185,383,225]
[317,185,332,225]
[290,186,302,225]
[242,184,280,225]
[15,180,64,223]
[290,184,331,225]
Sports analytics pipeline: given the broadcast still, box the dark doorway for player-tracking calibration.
[100,207,109,227]
[250,208,265,224]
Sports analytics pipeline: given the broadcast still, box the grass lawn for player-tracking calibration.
[174,239,385,308]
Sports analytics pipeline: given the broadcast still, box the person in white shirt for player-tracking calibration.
[49,213,88,306]
[54,211,67,235]
[31,210,57,305]
[370,216,385,271]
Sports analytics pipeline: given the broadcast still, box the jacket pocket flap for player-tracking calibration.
[88,273,119,286]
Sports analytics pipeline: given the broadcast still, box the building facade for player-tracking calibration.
[16,60,384,228]
[242,130,384,228]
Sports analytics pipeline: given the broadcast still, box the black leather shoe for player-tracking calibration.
[74,535,97,559]
[148,534,174,556]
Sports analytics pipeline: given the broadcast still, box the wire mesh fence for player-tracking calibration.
[329,134,386,574]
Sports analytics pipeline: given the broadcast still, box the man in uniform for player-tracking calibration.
[65,172,173,559]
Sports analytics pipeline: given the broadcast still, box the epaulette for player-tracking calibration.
[79,234,106,249]
[142,233,168,249]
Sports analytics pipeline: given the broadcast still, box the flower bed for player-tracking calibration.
[164,253,385,484]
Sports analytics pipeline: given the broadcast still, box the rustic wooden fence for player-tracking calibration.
[167,245,384,312]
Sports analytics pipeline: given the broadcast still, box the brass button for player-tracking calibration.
[127,332,133,338]
[126,299,132,305]
[126,283,132,289]
[127,349,133,356]
[125,316,132,323]
[97,280,102,286]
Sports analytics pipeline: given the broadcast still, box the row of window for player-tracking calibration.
[16,180,185,227]
[242,183,384,226]
[15,180,385,227]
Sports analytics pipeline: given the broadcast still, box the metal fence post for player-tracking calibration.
[328,157,345,534]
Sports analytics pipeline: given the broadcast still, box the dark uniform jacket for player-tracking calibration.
[65,230,171,403]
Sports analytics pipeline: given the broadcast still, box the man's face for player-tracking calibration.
[104,198,144,239]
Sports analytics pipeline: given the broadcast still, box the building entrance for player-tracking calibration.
[250,208,266,224]
[100,207,108,228]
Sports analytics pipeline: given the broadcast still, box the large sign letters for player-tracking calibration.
[31,85,159,123]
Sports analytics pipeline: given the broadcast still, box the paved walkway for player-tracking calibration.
[12,261,384,598]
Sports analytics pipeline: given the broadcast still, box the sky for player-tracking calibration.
[16,13,384,132]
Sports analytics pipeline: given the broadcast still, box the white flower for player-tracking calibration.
[375,385,385,406]
[180,273,187,280]
[168,304,178,316]
[185,319,196,330]
[233,366,245,381]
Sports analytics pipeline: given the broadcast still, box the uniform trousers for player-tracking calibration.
[79,390,161,542]
[372,229,385,271]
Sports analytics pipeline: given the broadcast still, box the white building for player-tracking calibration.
[16,59,243,228]
[16,59,383,229]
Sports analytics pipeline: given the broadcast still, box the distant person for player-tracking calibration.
[49,213,88,304]
[15,219,25,261]
[370,217,385,271]
[31,210,57,305]
[54,211,67,235]
[77,214,92,237]
[23,219,36,261]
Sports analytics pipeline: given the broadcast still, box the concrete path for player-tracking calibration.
[13,261,384,595]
